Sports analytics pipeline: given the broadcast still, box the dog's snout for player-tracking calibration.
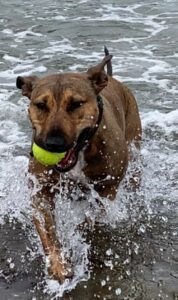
[45,131,66,152]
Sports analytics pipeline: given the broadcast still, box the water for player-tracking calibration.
[0,0,178,299]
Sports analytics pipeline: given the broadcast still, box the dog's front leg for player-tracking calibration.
[94,180,119,200]
[29,160,72,283]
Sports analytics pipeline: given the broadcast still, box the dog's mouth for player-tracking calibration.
[56,146,78,172]
[54,126,94,172]
[33,127,92,172]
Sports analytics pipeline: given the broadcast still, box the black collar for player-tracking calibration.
[74,94,103,152]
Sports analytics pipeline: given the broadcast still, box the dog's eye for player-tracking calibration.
[67,101,85,112]
[35,101,48,111]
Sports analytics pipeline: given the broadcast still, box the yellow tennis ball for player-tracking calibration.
[32,143,66,166]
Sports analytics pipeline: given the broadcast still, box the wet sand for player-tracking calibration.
[1,217,178,299]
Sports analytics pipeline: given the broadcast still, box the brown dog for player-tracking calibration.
[16,50,141,283]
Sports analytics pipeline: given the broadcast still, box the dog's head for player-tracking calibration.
[16,55,112,171]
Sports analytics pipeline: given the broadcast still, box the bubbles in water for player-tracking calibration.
[115,287,122,295]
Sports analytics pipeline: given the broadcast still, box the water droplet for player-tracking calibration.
[115,288,122,295]
[161,216,168,222]
[106,248,112,256]
[9,262,15,269]
[101,280,106,286]
[138,224,146,234]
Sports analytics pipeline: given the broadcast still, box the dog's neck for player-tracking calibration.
[74,94,103,154]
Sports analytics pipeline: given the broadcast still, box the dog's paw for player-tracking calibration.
[46,249,73,283]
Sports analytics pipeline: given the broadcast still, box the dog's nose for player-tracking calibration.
[45,133,66,152]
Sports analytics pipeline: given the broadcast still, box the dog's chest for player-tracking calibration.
[67,152,86,182]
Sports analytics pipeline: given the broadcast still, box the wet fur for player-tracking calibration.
[16,49,142,282]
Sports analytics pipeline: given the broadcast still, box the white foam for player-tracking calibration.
[0,156,30,223]
[14,29,43,40]
[1,26,43,42]
[3,54,22,63]
[72,4,167,37]
[1,29,13,35]
[42,38,77,55]
[52,15,67,21]
[0,120,28,146]
[0,65,47,83]
[142,109,178,134]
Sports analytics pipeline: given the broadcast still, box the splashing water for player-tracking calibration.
[0,0,178,298]
[0,119,176,298]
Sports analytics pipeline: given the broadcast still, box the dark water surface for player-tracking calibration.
[0,0,178,299]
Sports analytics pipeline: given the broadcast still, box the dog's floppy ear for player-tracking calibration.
[16,76,38,99]
[87,54,112,94]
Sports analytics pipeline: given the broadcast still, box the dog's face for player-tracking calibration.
[16,55,112,171]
